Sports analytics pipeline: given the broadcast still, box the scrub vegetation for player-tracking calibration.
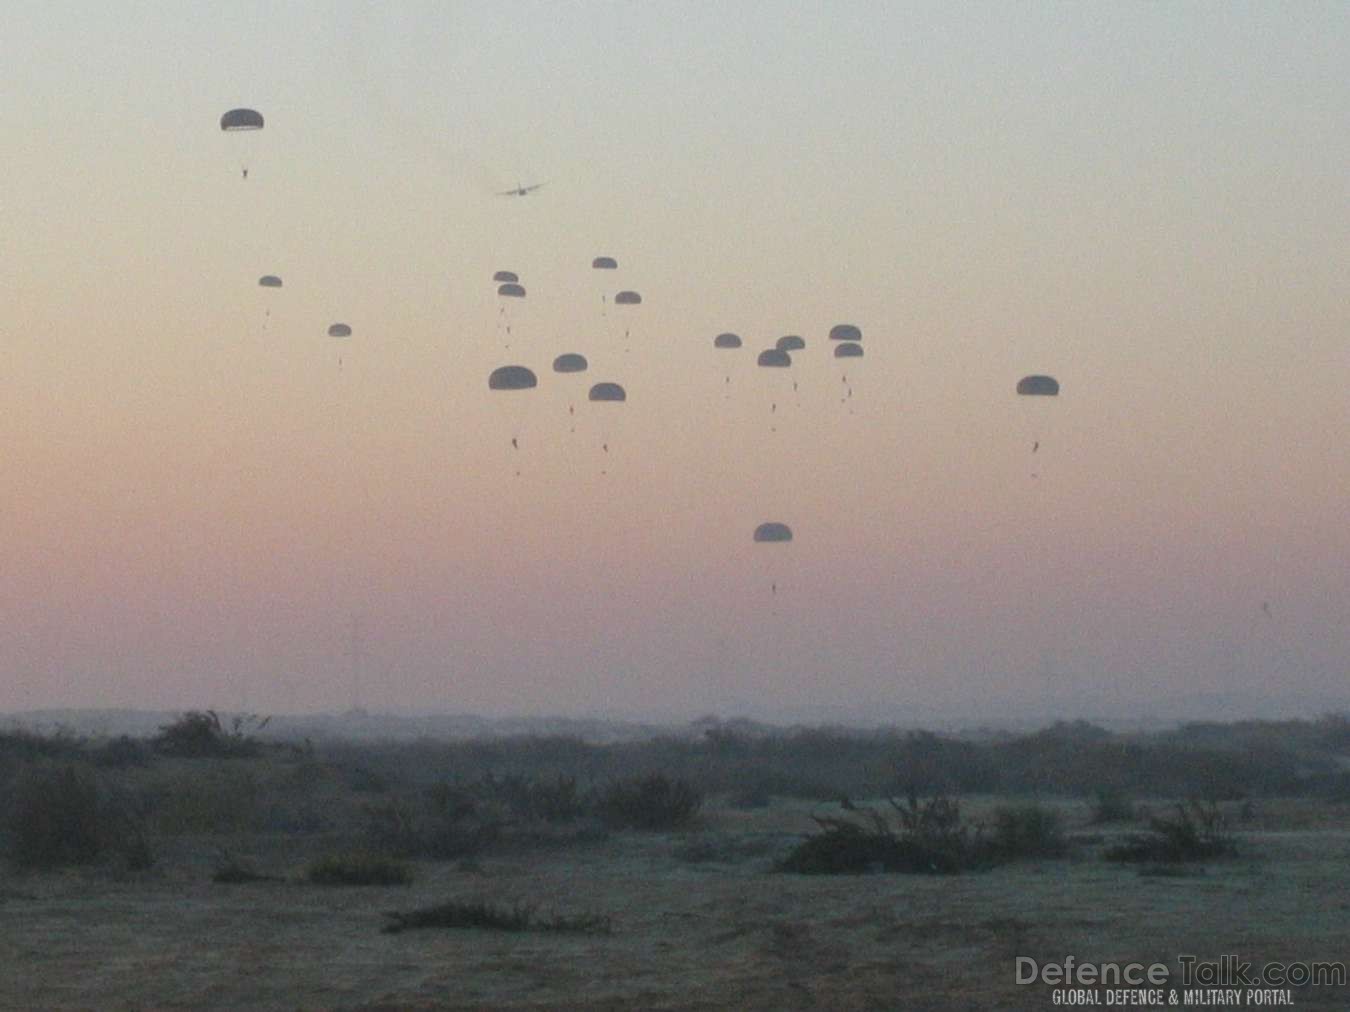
[2,714,1349,1007]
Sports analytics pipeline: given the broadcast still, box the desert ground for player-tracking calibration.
[3,718,1348,1010]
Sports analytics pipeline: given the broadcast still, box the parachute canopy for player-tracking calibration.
[591,257,618,270]
[489,365,538,391]
[1017,375,1060,396]
[258,275,282,288]
[497,283,526,298]
[220,108,264,131]
[776,335,805,352]
[714,332,742,349]
[614,291,642,305]
[757,348,791,368]
[493,270,519,283]
[834,342,863,358]
[829,324,862,342]
[552,353,588,374]
[588,382,626,402]
[754,522,793,543]
[327,323,352,338]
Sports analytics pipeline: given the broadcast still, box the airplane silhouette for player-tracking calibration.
[497,181,545,197]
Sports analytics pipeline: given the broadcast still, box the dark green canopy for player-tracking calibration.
[829,324,862,342]
[588,382,626,402]
[489,365,538,390]
[757,349,791,367]
[1017,375,1060,396]
[714,333,742,349]
[553,353,588,374]
[754,522,793,543]
[220,108,264,131]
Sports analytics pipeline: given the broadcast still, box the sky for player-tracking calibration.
[3,2,1348,722]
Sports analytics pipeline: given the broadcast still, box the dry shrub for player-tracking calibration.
[307,851,413,886]
[2,761,152,870]
[598,773,702,831]
[149,766,262,835]
[1105,800,1236,863]
[383,899,610,935]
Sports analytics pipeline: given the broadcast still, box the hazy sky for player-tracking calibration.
[4,2,1347,721]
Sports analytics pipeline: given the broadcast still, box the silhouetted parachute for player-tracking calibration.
[258,275,282,288]
[754,522,793,543]
[614,291,642,305]
[592,257,618,270]
[834,342,863,358]
[588,382,626,402]
[328,323,352,338]
[714,333,742,349]
[1017,375,1060,396]
[757,349,791,368]
[220,108,264,131]
[489,365,537,391]
[829,324,862,342]
[497,283,526,298]
[776,335,805,352]
[493,270,519,283]
[553,353,588,374]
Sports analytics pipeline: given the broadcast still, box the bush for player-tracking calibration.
[1105,800,1236,864]
[149,767,261,835]
[777,795,982,875]
[152,711,268,759]
[598,774,702,831]
[364,787,503,860]
[1090,788,1137,824]
[306,851,413,886]
[480,772,586,824]
[0,728,85,764]
[986,804,1068,859]
[382,899,610,935]
[2,762,151,870]
[90,735,151,769]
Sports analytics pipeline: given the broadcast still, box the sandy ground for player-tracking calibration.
[4,798,1348,1010]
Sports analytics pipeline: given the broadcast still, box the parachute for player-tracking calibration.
[757,349,791,368]
[258,275,282,288]
[1017,375,1060,465]
[834,342,863,358]
[497,283,526,299]
[588,382,626,402]
[220,108,264,131]
[489,366,538,391]
[754,522,793,543]
[592,257,618,270]
[493,270,520,283]
[552,353,588,374]
[614,291,642,305]
[776,335,805,353]
[327,323,352,338]
[1017,375,1060,396]
[221,108,264,178]
[713,333,742,349]
[829,324,862,342]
